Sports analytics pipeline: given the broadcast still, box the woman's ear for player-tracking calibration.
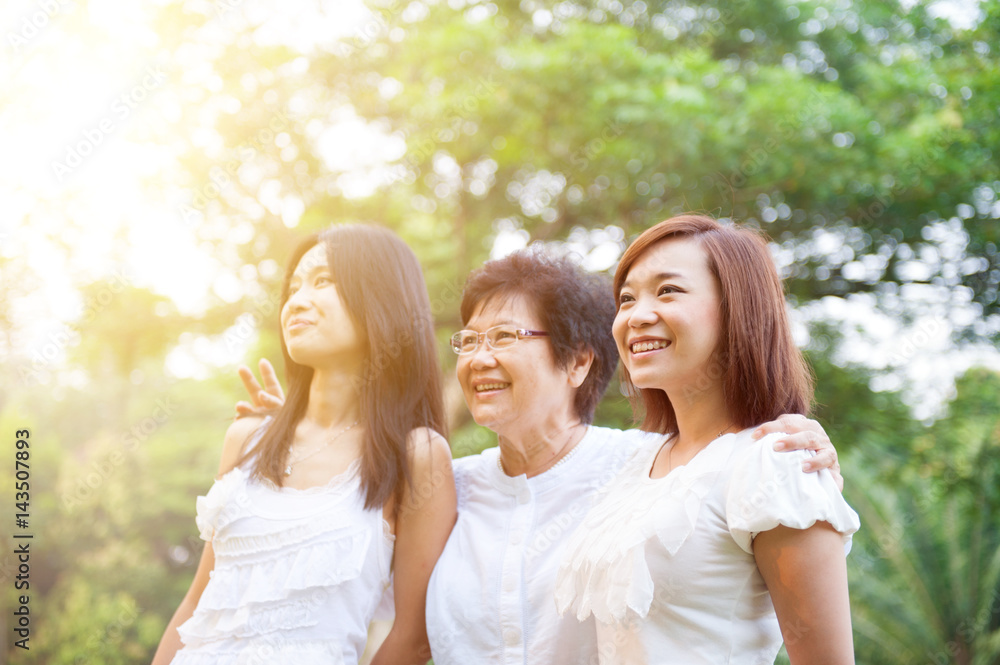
[566,346,595,389]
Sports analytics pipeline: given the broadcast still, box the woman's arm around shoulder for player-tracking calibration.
[754,523,855,665]
[150,417,265,664]
[371,428,457,665]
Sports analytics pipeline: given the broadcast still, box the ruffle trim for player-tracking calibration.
[171,639,344,665]
[197,528,372,612]
[725,436,860,555]
[555,434,731,624]
[177,594,321,645]
[195,467,248,541]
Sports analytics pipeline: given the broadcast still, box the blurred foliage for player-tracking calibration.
[159,0,1000,343]
[2,0,998,662]
[845,369,1000,665]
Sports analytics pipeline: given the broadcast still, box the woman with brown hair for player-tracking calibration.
[556,214,859,664]
[235,243,847,665]
[152,224,455,665]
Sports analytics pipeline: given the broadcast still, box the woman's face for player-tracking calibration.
[613,237,723,396]
[456,294,582,438]
[280,243,363,369]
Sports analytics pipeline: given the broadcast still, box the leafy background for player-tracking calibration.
[1,0,998,662]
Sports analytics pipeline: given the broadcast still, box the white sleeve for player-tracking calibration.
[725,432,860,555]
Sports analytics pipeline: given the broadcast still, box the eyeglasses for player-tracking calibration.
[450,325,549,355]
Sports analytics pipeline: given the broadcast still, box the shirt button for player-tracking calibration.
[504,628,521,646]
[504,578,516,593]
[517,492,530,505]
[510,531,522,545]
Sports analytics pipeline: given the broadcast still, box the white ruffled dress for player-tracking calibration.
[171,431,394,665]
[555,428,860,665]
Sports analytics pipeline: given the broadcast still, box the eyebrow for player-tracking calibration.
[620,271,685,290]
[290,263,330,282]
[464,319,521,330]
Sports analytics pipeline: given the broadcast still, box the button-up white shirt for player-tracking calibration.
[427,426,660,665]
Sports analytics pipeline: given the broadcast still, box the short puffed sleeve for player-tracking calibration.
[725,432,860,555]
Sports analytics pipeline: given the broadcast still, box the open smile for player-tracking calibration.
[473,382,510,393]
[629,338,670,354]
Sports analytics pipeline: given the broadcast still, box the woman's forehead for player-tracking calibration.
[467,292,541,328]
[292,244,328,278]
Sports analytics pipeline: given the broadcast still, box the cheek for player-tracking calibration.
[611,312,628,348]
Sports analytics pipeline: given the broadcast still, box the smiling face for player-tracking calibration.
[279,243,364,369]
[613,237,723,396]
[456,293,583,438]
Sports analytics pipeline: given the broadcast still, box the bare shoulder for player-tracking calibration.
[219,416,267,476]
[405,427,453,474]
[400,428,455,516]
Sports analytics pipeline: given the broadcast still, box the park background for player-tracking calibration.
[1,0,999,662]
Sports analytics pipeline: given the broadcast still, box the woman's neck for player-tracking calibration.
[497,411,587,478]
[667,382,735,454]
[304,365,363,428]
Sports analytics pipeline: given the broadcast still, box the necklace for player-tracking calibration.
[284,419,359,476]
[497,424,586,476]
[665,424,735,474]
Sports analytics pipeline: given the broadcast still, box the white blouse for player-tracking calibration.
[555,428,860,665]
[173,427,394,665]
[426,426,663,665]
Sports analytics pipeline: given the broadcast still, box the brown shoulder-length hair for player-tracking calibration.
[613,214,813,434]
[239,224,447,510]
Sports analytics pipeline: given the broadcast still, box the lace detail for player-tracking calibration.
[555,434,734,623]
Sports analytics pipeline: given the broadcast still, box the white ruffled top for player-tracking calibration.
[555,427,859,665]
[172,423,394,665]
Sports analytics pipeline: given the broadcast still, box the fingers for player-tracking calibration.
[801,448,837,473]
[235,401,255,419]
[259,358,284,400]
[769,431,820,452]
[258,391,284,408]
[752,413,807,439]
[238,365,264,403]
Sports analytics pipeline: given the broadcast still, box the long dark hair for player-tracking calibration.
[613,214,813,434]
[239,224,447,510]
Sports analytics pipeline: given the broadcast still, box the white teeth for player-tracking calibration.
[631,340,669,353]
[475,383,508,392]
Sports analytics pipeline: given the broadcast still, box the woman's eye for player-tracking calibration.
[495,330,516,340]
[619,293,635,304]
[658,285,678,296]
[315,275,332,286]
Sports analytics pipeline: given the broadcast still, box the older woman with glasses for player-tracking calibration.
[237,248,843,665]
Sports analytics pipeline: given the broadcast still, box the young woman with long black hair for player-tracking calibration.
[152,224,455,665]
